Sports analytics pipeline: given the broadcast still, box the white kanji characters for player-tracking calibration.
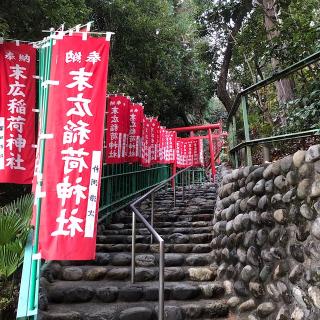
[61,147,89,174]
[86,51,101,64]
[130,113,136,122]
[110,132,118,140]
[67,93,92,117]
[9,64,27,80]
[111,106,119,115]
[66,68,93,91]
[63,119,91,145]
[51,208,84,237]
[108,151,117,158]
[7,81,26,97]
[65,50,82,63]
[7,116,25,133]
[6,134,26,152]
[56,176,87,206]
[19,53,31,63]
[7,98,26,114]
[5,51,15,61]
[110,124,118,132]
[111,115,119,123]
[6,152,25,170]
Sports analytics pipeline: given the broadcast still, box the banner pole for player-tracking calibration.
[29,30,54,310]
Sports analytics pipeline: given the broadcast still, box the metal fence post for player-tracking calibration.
[182,172,185,202]
[131,211,136,284]
[173,176,176,207]
[159,240,165,320]
[241,95,252,166]
[150,193,154,244]
[232,116,239,168]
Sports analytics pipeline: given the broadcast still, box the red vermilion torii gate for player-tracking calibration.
[169,122,228,181]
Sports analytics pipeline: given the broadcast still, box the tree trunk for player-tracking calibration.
[262,0,295,105]
[216,0,253,113]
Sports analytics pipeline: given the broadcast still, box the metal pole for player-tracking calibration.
[131,211,136,284]
[182,173,185,202]
[158,240,165,320]
[208,129,216,180]
[173,176,176,207]
[241,95,252,166]
[150,193,154,244]
[30,33,54,310]
[232,116,239,168]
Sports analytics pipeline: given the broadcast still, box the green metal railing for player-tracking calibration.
[98,163,171,222]
[175,167,207,187]
[17,33,54,320]
[227,50,320,167]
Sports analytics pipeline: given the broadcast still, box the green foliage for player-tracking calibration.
[0,0,91,40]
[204,97,228,123]
[87,0,214,126]
[0,194,33,279]
[276,89,320,134]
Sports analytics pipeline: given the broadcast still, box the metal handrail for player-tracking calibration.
[129,166,191,320]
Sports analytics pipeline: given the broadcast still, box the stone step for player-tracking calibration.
[40,299,228,320]
[47,266,217,283]
[118,208,214,217]
[105,220,212,231]
[97,233,213,245]
[103,226,213,236]
[110,213,213,224]
[96,243,212,254]
[45,280,225,304]
[59,252,214,268]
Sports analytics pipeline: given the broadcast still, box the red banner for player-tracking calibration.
[105,95,130,164]
[127,102,143,163]
[37,35,110,260]
[159,128,176,164]
[150,118,160,164]
[176,138,202,168]
[141,116,152,167]
[0,42,36,184]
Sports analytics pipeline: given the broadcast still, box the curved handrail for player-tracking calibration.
[129,166,191,320]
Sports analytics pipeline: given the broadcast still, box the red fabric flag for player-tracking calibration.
[127,102,143,163]
[37,35,110,260]
[0,42,36,184]
[141,116,152,167]
[105,95,130,164]
[159,129,176,164]
[150,118,160,164]
[176,138,203,168]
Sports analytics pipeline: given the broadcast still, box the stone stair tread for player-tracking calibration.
[106,221,212,230]
[96,243,212,254]
[60,252,214,267]
[97,233,213,244]
[103,226,213,236]
[55,266,217,282]
[40,299,228,320]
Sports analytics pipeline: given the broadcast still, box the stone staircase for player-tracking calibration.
[39,184,230,320]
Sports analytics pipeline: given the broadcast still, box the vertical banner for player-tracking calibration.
[127,102,143,163]
[105,95,130,164]
[176,138,202,168]
[0,42,36,184]
[141,116,152,167]
[150,118,160,164]
[159,129,176,164]
[38,35,110,260]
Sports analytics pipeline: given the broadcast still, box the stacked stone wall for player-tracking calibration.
[213,145,320,319]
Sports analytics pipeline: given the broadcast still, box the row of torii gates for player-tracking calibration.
[170,121,228,181]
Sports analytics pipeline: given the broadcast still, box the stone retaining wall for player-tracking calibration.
[213,145,320,319]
